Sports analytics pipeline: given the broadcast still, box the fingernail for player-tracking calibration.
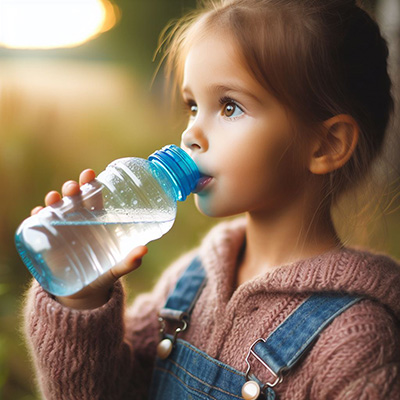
[31,206,43,215]
[64,181,76,192]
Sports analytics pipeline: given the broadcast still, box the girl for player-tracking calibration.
[23,0,400,399]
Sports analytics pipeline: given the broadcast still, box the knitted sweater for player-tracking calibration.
[23,218,400,399]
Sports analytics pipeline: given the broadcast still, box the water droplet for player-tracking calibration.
[71,241,76,245]
[90,206,95,211]
[133,200,138,205]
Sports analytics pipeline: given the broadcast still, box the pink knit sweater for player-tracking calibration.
[23,218,400,399]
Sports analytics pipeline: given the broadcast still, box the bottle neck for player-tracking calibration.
[148,145,200,201]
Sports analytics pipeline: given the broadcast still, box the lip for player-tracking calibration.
[193,175,213,193]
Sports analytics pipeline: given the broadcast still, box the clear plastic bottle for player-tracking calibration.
[15,145,200,296]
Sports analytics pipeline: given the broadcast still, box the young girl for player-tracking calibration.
[23,0,400,399]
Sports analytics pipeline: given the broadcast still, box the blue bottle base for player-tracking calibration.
[15,233,83,296]
[15,217,176,297]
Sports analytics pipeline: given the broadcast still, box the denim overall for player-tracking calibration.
[149,257,361,399]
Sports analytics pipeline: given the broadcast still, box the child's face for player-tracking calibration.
[180,31,312,218]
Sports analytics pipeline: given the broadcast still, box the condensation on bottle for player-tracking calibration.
[15,145,200,296]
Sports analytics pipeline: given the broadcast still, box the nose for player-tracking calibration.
[181,121,209,154]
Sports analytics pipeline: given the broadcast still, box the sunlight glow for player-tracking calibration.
[0,0,120,49]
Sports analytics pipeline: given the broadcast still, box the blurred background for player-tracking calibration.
[0,0,399,398]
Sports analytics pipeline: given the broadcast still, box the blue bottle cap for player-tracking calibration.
[148,145,200,201]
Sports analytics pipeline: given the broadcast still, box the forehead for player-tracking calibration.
[182,31,263,96]
[183,33,237,74]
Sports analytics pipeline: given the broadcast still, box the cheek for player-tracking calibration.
[228,142,301,199]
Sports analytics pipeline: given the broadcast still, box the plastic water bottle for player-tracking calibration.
[15,145,200,296]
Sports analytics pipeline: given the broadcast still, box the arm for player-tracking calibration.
[22,169,195,399]
[23,279,132,400]
[309,300,400,400]
[335,365,399,399]
[22,250,196,400]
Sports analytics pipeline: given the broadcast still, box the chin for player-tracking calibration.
[194,197,243,219]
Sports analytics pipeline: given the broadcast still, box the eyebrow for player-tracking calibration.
[212,84,262,103]
[181,83,263,105]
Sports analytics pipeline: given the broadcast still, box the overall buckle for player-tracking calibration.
[242,338,283,399]
[157,312,188,360]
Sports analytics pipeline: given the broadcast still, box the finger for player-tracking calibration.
[44,191,62,206]
[31,206,44,216]
[62,180,80,197]
[112,245,149,279]
[79,169,96,186]
[80,169,103,211]
[88,246,148,292]
[94,246,148,289]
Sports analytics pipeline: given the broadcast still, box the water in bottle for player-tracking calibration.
[15,145,200,296]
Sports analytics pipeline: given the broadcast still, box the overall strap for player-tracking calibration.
[159,256,207,322]
[246,293,362,389]
[158,256,362,398]
[156,256,208,360]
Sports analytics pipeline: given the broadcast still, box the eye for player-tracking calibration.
[221,100,244,118]
[190,104,198,117]
[184,100,198,118]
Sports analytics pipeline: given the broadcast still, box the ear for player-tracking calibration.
[309,114,359,175]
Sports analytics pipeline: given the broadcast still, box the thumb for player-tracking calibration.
[92,245,148,289]
[112,245,148,280]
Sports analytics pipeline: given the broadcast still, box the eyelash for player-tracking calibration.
[219,97,244,119]
[183,100,197,117]
[183,97,244,119]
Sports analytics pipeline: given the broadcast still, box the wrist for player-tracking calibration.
[55,290,111,310]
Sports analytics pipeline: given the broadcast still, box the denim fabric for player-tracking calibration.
[150,257,361,399]
[253,293,361,376]
[150,336,276,400]
[162,257,207,321]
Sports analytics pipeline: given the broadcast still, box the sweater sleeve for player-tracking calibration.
[308,300,400,400]
[22,250,197,400]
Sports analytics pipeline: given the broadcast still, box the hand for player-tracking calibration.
[31,169,148,310]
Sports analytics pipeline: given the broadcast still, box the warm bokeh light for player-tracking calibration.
[0,0,120,49]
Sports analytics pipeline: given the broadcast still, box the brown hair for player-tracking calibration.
[158,0,393,200]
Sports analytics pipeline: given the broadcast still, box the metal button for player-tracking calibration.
[241,380,261,400]
[157,338,173,360]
